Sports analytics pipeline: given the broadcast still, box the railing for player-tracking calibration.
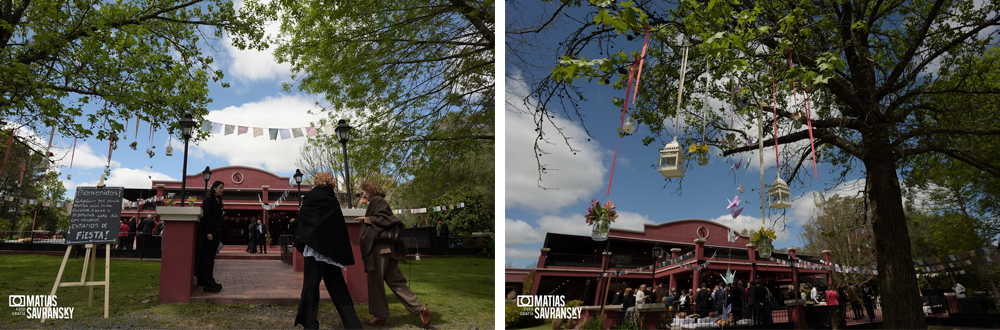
[546,252,603,267]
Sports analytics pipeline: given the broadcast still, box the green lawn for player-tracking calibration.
[0,254,494,329]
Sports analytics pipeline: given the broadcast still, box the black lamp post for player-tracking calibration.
[178,114,195,207]
[202,166,212,193]
[652,243,665,288]
[294,169,304,208]
[334,120,353,208]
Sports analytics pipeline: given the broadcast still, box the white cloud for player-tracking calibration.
[193,95,326,173]
[505,218,546,246]
[223,2,291,82]
[506,247,542,260]
[505,75,607,213]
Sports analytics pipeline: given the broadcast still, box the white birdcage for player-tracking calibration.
[658,137,685,178]
[768,176,792,209]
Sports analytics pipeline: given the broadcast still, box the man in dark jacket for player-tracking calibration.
[695,282,712,316]
[747,280,767,325]
[137,215,155,250]
[714,283,728,316]
[247,221,259,253]
[196,181,225,293]
[126,217,137,250]
[730,280,745,320]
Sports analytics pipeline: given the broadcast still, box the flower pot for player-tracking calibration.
[757,239,774,258]
[696,151,709,166]
[592,217,610,241]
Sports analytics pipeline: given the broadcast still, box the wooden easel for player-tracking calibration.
[42,243,110,322]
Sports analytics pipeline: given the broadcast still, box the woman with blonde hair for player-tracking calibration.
[355,180,432,328]
[292,172,362,329]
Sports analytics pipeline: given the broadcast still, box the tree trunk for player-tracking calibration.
[864,147,927,329]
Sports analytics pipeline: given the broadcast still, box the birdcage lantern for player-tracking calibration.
[768,176,792,209]
[658,137,685,178]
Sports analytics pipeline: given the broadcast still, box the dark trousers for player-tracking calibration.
[118,236,127,250]
[258,235,267,253]
[194,231,219,285]
[367,253,425,318]
[864,301,875,320]
[851,301,864,319]
[295,257,362,329]
[127,233,135,250]
[247,235,257,252]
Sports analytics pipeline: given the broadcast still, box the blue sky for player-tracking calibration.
[502,2,897,269]
[12,5,330,199]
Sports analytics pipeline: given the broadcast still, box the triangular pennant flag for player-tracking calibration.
[280,129,291,140]
[238,126,249,135]
[306,127,318,137]
[212,123,223,134]
[201,120,212,132]
[224,125,235,135]
[292,128,304,138]
[269,129,278,140]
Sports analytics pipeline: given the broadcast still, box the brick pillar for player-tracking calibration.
[747,244,757,282]
[538,248,551,268]
[342,208,367,303]
[787,247,806,329]
[694,239,706,293]
[670,248,681,291]
[157,206,202,303]
[822,250,833,285]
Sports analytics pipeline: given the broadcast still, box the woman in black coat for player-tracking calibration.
[292,172,362,329]
[195,181,224,292]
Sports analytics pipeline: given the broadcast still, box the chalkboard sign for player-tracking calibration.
[66,186,124,245]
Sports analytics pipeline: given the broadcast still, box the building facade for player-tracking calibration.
[506,219,832,305]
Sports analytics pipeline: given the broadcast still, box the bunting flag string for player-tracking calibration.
[0,193,71,208]
[198,119,337,141]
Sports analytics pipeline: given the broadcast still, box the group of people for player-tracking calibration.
[116,215,162,250]
[611,280,778,326]
[246,219,267,254]
[811,282,877,325]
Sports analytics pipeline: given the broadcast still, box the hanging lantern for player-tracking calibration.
[165,140,174,157]
[768,176,792,209]
[813,191,825,207]
[622,116,638,135]
[66,174,72,180]
[657,137,684,178]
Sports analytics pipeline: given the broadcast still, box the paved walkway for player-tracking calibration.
[189,245,330,305]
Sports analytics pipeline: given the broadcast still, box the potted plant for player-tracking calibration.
[749,226,777,258]
[585,199,618,241]
[689,144,710,166]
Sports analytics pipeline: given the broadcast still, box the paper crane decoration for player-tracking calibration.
[728,228,739,242]
[722,268,736,285]
[727,194,744,218]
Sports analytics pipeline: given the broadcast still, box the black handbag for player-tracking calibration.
[374,223,403,243]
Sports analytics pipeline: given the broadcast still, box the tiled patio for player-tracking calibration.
[189,245,330,305]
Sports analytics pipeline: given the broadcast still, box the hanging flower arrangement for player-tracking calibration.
[689,144,710,166]
[585,199,618,241]
[749,226,777,258]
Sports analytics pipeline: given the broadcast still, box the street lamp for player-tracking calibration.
[652,243,665,288]
[202,166,212,193]
[334,119,353,208]
[294,169,304,208]
[178,114,195,207]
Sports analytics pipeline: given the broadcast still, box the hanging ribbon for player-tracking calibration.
[107,134,115,168]
[674,45,689,134]
[606,57,639,196]
[703,58,711,143]
[135,116,140,140]
[631,28,651,104]
[770,61,780,168]
[69,138,77,169]
[789,53,818,178]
